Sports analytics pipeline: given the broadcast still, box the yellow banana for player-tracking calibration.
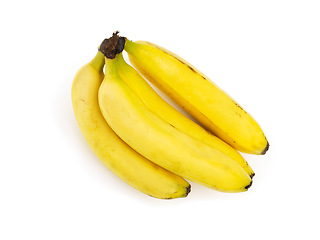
[124,40,269,155]
[116,53,255,178]
[98,53,252,193]
[71,50,190,199]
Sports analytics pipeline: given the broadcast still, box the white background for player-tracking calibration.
[1,0,320,239]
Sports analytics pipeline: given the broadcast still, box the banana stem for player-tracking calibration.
[104,54,123,77]
[89,51,105,72]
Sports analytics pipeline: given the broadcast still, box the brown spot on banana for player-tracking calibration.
[146,42,200,75]
[233,101,247,114]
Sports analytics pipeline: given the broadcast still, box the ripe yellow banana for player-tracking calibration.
[115,53,255,178]
[124,40,269,155]
[98,53,252,193]
[71,50,190,199]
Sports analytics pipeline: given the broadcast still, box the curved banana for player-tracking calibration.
[71,51,190,199]
[116,53,255,177]
[98,53,252,193]
[124,40,269,155]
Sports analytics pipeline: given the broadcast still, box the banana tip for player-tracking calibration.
[185,185,192,196]
[245,181,253,190]
[261,142,270,155]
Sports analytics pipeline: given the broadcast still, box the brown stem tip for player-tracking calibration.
[245,180,253,190]
[99,31,125,59]
[261,142,270,155]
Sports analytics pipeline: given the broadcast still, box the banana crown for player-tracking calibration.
[99,31,126,59]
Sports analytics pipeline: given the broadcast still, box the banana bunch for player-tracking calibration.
[71,32,268,199]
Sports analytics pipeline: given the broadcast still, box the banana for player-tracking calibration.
[71,50,190,199]
[124,40,269,155]
[98,52,252,193]
[115,53,255,178]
